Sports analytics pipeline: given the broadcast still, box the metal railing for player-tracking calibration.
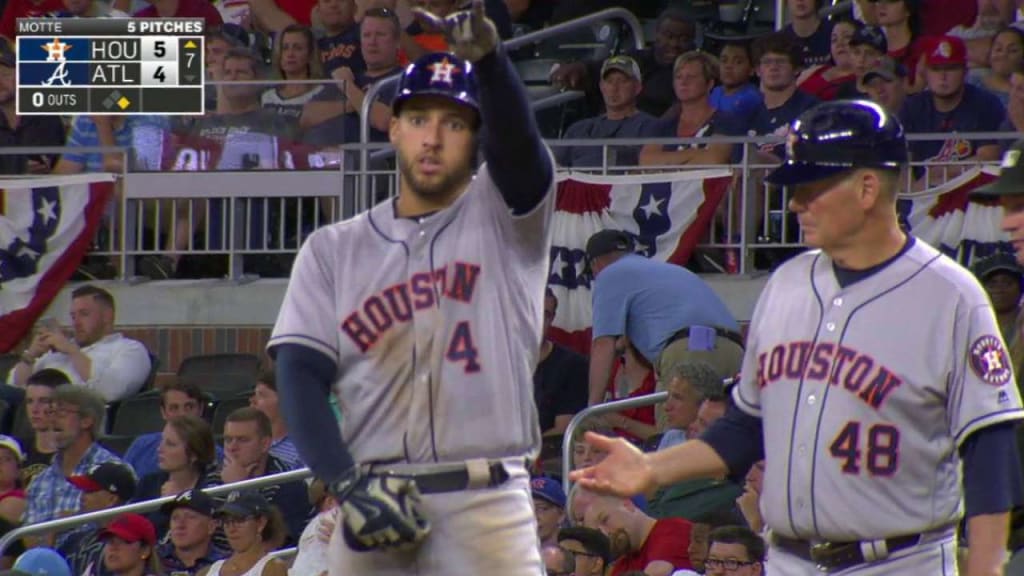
[560,391,668,496]
[0,467,313,557]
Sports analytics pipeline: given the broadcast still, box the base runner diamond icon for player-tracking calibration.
[117,96,130,110]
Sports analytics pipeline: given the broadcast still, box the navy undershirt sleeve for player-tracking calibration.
[273,343,355,482]
[700,403,766,483]
[475,45,553,215]
[960,422,1024,517]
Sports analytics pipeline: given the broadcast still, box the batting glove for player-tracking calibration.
[329,468,431,552]
[413,0,498,63]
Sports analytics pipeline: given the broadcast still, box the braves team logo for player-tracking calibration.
[969,335,1012,386]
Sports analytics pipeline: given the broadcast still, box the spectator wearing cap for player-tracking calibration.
[558,526,612,576]
[781,0,834,67]
[971,252,1024,344]
[132,415,221,538]
[248,371,301,468]
[96,513,161,576]
[836,24,889,99]
[207,491,289,576]
[550,8,697,117]
[23,386,121,547]
[532,476,567,547]
[584,229,742,407]
[900,35,1005,188]
[534,288,588,437]
[0,436,25,525]
[158,489,229,575]
[19,369,68,489]
[133,0,223,26]
[861,56,910,113]
[797,18,860,101]
[122,380,210,479]
[553,55,657,169]
[58,461,137,574]
[709,41,763,128]
[3,548,71,576]
[639,51,745,168]
[968,27,1024,106]
[0,42,64,175]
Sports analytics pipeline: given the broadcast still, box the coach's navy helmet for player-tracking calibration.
[392,52,480,117]
[765,100,908,187]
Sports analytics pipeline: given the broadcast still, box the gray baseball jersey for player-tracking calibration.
[268,164,555,464]
[734,239,1024,541]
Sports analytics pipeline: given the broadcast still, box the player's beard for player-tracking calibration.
[397,152,473,201]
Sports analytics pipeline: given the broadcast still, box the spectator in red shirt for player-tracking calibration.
[584,491,693,576]
[250,0,313,33]
[0,0,63,41]
[875,0,931,92]
[798,18,859,100]
[134,0,223,26]
[604,338,658,444]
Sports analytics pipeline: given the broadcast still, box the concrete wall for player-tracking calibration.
[30,275,771,382]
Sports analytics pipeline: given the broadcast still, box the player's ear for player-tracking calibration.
[389,115,401,145]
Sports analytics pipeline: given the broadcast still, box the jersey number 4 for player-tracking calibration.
[829,421,900,476]
[446,321,481,373]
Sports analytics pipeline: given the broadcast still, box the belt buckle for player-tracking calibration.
[810,542,836,573]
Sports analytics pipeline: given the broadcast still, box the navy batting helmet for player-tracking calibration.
[392,52,480,116]
[765,100,908,187]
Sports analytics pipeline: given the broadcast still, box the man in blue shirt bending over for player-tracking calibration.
[585,229,742,406]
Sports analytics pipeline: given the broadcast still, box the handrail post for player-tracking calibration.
[0,468,313,557]
[560,392,668,496]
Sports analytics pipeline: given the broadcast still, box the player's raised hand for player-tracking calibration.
[412,0,497,62]
[568,432,655,497]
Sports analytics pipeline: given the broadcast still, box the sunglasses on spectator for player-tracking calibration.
[705,557,759,570]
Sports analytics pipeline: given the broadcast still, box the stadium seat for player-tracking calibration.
[211,393,253,436]
[99,434,137,457]
[10,405,30,443]
[178,353,260,400]
[109,390,164,437]
[516,58,561,101]
[142,353,159,392]
[0,354,18,385]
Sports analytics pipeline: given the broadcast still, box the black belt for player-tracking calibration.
[668,325,745,349]
[372,461,510,495]
[771,532,922,572]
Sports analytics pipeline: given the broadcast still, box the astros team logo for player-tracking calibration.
[969,335,1012,386]
[428,57,460,85]
[41,37,71,62]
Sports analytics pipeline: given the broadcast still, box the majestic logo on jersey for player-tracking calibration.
[757,341,903,410]
[969,335,1012,386]
[341,262,481,353]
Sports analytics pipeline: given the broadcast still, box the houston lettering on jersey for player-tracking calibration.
[757,341,903,410]
[341,262,481,353]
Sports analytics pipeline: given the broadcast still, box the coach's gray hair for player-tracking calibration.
[53,384,106,438]
[667,361,726,402]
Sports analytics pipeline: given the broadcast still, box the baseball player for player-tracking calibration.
[267,1,554,574]
[572,100,1024,575]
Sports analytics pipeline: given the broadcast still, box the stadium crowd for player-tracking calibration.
[0,0,1023,574]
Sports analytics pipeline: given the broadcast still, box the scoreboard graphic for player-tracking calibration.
[16,18,205,115]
